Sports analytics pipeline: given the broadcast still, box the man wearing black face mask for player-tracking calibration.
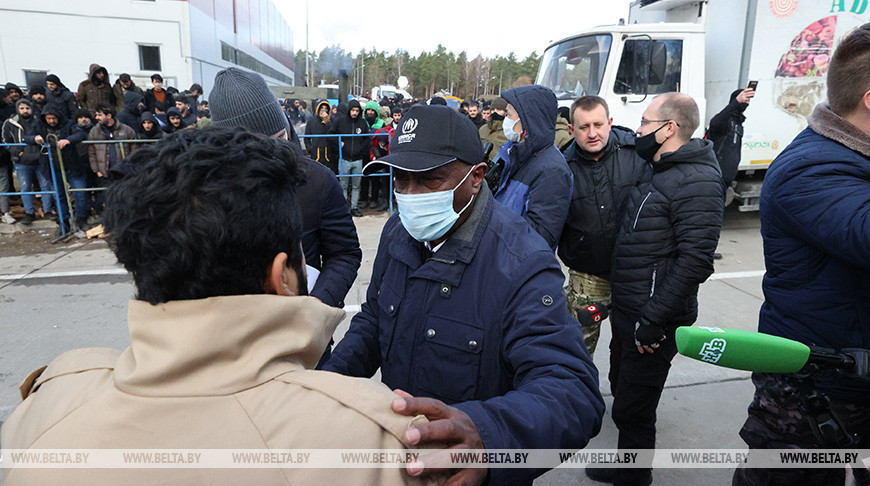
[591,92,724,486]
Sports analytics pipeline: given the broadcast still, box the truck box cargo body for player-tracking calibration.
[536,0,868,210]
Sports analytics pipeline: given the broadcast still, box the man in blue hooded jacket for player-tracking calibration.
[325,105,604,486]
[494,85,573,249]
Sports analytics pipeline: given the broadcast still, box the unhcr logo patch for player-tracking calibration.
[398,118,418,144]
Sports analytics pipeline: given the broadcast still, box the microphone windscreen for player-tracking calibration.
[676,326,810,373]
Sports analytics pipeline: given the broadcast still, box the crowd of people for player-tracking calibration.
[0,66,210,233]
[2,21,870,486]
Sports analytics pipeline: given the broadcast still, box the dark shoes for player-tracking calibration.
[351,208,363,217]
[45,211,59,221]
[75,218,89,230]
[713,252,723,260]
[21,213,35,225]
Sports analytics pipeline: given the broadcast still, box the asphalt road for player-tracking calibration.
[0,207,776,485]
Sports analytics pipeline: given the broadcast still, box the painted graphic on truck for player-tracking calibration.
[773,15,835,120]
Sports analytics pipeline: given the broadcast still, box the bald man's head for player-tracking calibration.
[653,92,699,141]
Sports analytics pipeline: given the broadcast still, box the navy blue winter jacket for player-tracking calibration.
[758,104,870,401]
[494,85,572,249]
[325,184,604,485]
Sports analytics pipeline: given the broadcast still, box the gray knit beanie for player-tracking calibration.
[210,67,288,136]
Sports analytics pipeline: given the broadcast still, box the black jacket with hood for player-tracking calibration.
[162,107,188,134]
[45,75,79,121]
[24,104,89,176]
[305,100,339,173]
[117,92,145,130]
[706,89,748,185]
[137,111,164,140]
[609,139,724,328]
[558,126,647,279]
[493,85,573,249]
[328,99,370,161]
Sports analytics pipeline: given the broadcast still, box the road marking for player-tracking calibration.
[708,270,765,280]
[0,267,128,281]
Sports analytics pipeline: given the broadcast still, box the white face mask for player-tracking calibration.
[502,116,522,142]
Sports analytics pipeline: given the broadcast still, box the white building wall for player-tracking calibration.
[0,0,191,92]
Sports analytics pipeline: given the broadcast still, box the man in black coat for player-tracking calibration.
[707,87,755,186]
[595,92,724,486]
[209,68,362,365]
[558,96,646,356]
[328,99,370,217]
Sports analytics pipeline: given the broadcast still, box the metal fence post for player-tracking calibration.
[45,145,67,235]
[53,145,77,232]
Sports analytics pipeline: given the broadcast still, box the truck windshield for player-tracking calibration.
[537,34,612,99]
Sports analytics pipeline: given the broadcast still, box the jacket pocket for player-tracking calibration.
[377,285,402,362]
[416,315,484,404]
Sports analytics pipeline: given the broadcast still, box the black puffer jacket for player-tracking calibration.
[558,126,646,279]
[706,89,748,186]
[610,139,724,327]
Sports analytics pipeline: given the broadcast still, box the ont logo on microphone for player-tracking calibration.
[398,118,418,144]
[699,338,727,364]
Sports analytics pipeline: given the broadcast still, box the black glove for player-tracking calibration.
[634,320,666,350]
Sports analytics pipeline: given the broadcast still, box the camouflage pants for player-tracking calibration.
[564,270,611,356]
[733,372,870,486]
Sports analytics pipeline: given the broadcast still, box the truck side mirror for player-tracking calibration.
[649,41,667,86]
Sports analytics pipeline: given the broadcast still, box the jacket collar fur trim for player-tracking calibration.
[808,103,870,158]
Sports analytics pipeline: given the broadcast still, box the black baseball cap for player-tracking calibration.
[363,105,483,174]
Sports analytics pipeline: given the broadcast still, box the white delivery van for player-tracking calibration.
[536,0,868,210]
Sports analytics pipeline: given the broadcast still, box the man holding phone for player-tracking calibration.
[706,83,756,187]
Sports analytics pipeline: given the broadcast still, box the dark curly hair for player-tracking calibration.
[103,126,306,304]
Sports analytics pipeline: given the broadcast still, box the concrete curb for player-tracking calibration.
[0,220,59,235]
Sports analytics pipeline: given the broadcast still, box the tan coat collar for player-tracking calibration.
[114,295,344,397]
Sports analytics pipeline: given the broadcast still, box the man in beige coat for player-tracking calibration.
[0,127,442,486]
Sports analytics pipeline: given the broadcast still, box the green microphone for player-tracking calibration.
[675,326,811,373]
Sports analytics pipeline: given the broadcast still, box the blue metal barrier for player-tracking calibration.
[0,142,68,236]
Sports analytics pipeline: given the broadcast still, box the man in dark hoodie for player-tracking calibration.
[2,99,40,223]
[77,64,116,116]
[493,84,572,249]
[558,96,647,357]
[5,83,23,103]
[328,99,369,217]
[144,74,173,115]
[117,92,145,129]
[25,104,91,231]
[707,87,755,187]
[137,111,164,140]
[597,92,724,486]
[45,75,78,121]
[305,100,338,174]
[162,107,187,134]
[0,88,15,122]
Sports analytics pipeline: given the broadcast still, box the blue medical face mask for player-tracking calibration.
[395,166,476,242]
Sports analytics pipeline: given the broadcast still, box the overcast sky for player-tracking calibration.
[275,1,633,59]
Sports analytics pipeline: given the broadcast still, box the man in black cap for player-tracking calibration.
[324,104,604,486]
[209,67,361,365]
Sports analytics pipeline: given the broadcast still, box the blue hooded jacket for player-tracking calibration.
[494,85,572,249]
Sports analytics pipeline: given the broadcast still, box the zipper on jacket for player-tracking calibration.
[632,192,652,231]
[650,262,658,298]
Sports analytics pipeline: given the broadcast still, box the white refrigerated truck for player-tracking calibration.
[535,0,868,210]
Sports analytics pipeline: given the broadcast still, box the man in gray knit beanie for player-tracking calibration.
[210,67,289,138]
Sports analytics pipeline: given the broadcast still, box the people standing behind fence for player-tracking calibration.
[493,85,572,249]
[25,104,90,233]
[329,99,369,217]
[88,104,136,214]
[3,100,42,225]
[360,100,385,210]
[45,75,78,121]
[77,64,115,116]
[365,107,401,212]
[305,100,338,174]
[144,74,173,115]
